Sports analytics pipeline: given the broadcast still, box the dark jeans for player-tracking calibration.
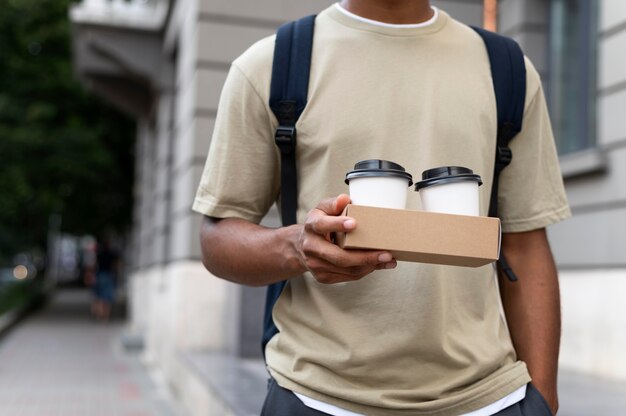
[260,379,553,416]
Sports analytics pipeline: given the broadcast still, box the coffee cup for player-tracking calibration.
[345,160,413,209]
[414,166,482,216]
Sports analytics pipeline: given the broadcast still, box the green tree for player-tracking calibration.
[0,0,135,264]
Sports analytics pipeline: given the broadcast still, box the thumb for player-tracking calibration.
[316,194,352,216]
[333,193,352,213]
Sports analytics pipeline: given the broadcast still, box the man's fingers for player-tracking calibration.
[333,193,352,213]
[308,259,397,284]
[305,256,374,283]
[315,194,351,216]
[375,259,398,270]
[305,214,356,235]
[299,194,396,284]
[304,237,392,268]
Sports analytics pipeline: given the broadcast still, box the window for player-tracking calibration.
[549,0,598,155]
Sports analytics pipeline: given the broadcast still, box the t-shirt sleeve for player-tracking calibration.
[192,63,279,224]
[498,58,571,233]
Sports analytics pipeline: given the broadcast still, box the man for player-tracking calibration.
[193,1,570,415]
[93,238,118,322]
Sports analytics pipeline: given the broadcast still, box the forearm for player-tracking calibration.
[199,195,396,287]
[498,228,560,413]
[200,216,306,286]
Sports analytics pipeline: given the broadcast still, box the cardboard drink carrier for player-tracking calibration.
[336,205,501,268]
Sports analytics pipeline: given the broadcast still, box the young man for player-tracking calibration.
[193,1,570,415]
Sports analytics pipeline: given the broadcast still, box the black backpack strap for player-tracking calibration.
[262,15,316,355]
[269,15,316,226]
[472,27,526,282]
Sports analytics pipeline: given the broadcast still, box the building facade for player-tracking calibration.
[70,0,625,413]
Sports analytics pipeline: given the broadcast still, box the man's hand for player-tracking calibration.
[200,194,395,286]
[294,194,396,284]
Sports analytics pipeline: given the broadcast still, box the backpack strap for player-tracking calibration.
[270,15,316,226]
[471,27,526,282]
[262,15,316,354]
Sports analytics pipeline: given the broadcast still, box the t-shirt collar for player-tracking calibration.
[326,2,448,37]
[334,2,439,29]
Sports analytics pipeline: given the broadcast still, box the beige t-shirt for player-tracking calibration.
[193,5,570,416]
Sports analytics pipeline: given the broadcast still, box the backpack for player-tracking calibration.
[263,15,526,353]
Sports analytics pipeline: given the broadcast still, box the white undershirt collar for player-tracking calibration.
[334,2,439,29]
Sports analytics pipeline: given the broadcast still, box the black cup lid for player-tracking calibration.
[345,159,413,186]
[414,166,482,191]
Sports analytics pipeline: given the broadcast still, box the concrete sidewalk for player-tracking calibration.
[1,288,625,416]
[0,289,179,416]
[558,369,626,415]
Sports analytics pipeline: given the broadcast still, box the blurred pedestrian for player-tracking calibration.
[80,237,98,315]
[93,238,118,322]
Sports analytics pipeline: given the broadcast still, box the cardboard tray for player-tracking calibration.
[336,205,501,268]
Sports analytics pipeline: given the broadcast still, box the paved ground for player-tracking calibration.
[0,289,180,416]
[1,288,625,416]
[558,369,626,415]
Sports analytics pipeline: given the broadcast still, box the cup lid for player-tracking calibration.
[345,159,413,186]
[414,166,482,191]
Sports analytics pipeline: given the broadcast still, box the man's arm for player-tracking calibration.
[499,228,560,414]
[199,194,396,286]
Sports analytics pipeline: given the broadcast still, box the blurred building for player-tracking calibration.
[70,0,625,414]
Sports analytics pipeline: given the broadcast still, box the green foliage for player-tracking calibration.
[0,278,45,316]
[0,0,135,263]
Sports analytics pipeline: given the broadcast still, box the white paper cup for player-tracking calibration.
[414,166,482,216]
[348,176,411,209]
[345,160,413,209]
